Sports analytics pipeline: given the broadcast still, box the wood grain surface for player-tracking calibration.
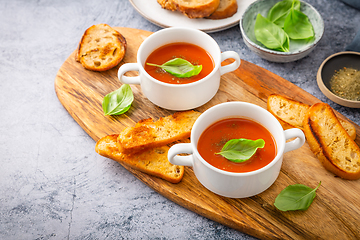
[55,27,360,240]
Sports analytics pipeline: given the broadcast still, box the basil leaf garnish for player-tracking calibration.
[147,58,202,78]
[254,14,290,52]
[216,139,265,163]
[102,84,134,116]
[274,182,321,211]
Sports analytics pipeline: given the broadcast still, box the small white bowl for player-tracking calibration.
[240,0,324,62]
[168,102,305,198]
[117,27,240,110]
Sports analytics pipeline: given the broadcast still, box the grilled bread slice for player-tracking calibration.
[174,0,220,18]
[303,103,360,180]
[117,110,201,155]
[206,0,238,19]
[267,94,309,129]
[76,24,126,71]
[96,134,186,183]
[158,0,220,18]
[157,0,177,11]
[267,94,356,140]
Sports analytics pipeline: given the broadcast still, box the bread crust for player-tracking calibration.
[267,94,310,129]
[157,0,177,11]
[95,134,186,183]
[267,94,356,140]
[303,103,360,180]
[172,0,220,18]
[76,24,127,71]
[117,110,201,155]
[158,0,238,19]
[206,0,238,19]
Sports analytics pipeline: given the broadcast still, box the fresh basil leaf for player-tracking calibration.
[283,8,314,40]
[267,0,300,28]
[216,138,265,163]
[102,84,134,116]
[274,182,321,211]
[147,58,202,78]
[254,14,290,52]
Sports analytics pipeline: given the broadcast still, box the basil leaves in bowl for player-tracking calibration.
[240,0,324,62]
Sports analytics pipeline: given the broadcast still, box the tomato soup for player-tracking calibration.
[197,118,277,173]
[144,42,214,84]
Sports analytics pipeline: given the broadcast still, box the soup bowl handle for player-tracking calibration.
[283,128,306,153]
[220,51,241,75]
[118,63,141,85]
[168,143,194,167]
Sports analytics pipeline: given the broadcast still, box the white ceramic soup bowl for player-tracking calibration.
[117,27,241,110]
[168,102,305,198]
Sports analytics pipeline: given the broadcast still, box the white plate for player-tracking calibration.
[129,0,256,33]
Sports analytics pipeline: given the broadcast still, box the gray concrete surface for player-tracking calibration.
[0,0,359,239]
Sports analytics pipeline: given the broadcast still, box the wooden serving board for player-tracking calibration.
[55,27,360,240]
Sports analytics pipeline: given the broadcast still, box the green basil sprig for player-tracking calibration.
[267,0,300,28]
[102,84,134,116]
[254,0,314,52]
[274,182,321,211]
[216,139,265,163]
[283,7,314,40]
[254,14,290,52]
[146,58,202,78]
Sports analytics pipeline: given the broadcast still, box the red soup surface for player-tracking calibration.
[197,118,277,173]
[144,42,214,84]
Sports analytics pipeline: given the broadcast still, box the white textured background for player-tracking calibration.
[0,0,359,239]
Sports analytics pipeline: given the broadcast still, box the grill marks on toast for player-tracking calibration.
[267,94,356,140]
[267,94,359,179]
[95,111,200,183]
[117,111,201,155]
[303,103,360,180]
[95,134,187,183]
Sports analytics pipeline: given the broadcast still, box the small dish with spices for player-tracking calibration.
[317,51,360,108]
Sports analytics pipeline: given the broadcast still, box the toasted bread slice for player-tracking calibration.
[303,103,360,180]
[96,134,186,183]
[206,0,238,19]
[267,94,356,140]
[117,110,201,155]
[172,0,220,18]
[267,94,310,129]
[339,118,357,141]
[76,24,127,71]
[157,0,177,11]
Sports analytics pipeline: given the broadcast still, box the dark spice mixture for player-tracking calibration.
[330,67,360,101]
